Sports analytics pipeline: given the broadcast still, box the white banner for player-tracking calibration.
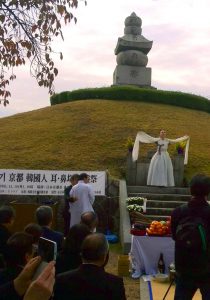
[0,170,106,196]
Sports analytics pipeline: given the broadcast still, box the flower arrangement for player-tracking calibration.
[126,197,147,213]
[127,204,143,212]
[175,141,186,155]
[126,196,146,206]
[125,137,134,152]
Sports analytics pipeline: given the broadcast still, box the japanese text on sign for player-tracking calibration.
[0,170,106,196]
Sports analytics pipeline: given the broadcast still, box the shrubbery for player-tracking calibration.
[50,86,210,114]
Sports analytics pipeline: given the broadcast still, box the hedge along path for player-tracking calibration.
[50,86,210,115]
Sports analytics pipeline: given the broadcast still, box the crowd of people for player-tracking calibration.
[1,168,210,300]
[0,172,126,300]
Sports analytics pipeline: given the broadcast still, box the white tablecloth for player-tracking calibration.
[130,235,175,275]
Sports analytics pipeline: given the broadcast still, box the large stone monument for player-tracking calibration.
[113,12,153,87]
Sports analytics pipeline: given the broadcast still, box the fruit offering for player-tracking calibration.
[146,219,171,236]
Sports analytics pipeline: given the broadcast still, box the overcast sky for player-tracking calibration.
[1,0,210,118]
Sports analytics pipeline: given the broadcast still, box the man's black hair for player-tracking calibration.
[64,224,90,254]
[0,206,15,224]
[190,174,210,197]
[35,205,53,226]
[24,223,42,244]
[70,174,79,182]
[5,232,33,266]
[79,173,89,181]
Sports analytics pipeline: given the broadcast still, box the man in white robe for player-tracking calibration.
[69,173,95,228]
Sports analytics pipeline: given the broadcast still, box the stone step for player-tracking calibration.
[128,192,190,201]
[145,207,174,216]
[146,200,186,208]
[144,215,170,221]
[127,186,190,195]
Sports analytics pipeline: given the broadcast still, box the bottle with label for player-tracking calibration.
[158,253,165,274]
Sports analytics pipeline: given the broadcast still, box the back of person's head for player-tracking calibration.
[81,212,98,232]
[0,205,15,225]
[79,173,89,181]
[5,232,34,267]
[81,233,109,265]
[190,174,210,197]
[35,205,53,227]
[24,223,42,244]
[70,174,79,184]
[64,224,90,254]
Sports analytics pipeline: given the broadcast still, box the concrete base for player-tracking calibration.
[126,152,137,185]
[173,155,184,187]
[136,162,149,186]
[126,152,185,187]
[113,65,151,86]
[119,180,131,254]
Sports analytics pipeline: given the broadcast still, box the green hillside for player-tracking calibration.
[0,99,210,180]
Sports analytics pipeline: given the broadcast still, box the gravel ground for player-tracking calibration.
[105,251,140,300]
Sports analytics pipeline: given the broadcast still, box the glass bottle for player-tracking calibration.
[158,253,165,274]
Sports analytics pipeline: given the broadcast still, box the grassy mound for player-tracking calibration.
[0,100,210,180]
[50,86,210,114]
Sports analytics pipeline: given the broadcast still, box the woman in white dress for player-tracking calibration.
[132,130,190,187]
[147,129,174,186]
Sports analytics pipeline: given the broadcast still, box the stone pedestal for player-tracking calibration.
[113,65,151,86]
[173,154,184,187]
[136,162,149,185]
[126,152,185,187]
[126,152,137,185]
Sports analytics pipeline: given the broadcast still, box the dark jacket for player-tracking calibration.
[56,251,82,274]
[41,227,64,252]
[0,281,21,300]
[64,185,72,206]
[0,225,11,268]
[54,264,126,300]
[0,225,11,255]
[171,197,210,278]
[0,265,22,286]
[63,185,72,236]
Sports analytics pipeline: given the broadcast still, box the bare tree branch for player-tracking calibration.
[0,0,85,106]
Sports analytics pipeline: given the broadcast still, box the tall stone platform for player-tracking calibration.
[113,12,153,87]
[126,151,185,187]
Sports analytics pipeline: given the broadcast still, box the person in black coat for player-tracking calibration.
[0,232,34,285]
[56,224,90,274]
[0,206,15,268]
[0,256,55,300]
[54,233,126,300]
[171,174,210,300]
[63,174,79,236]
[35,206,64,251]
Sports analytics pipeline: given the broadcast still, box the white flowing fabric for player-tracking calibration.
[132,131,190,187]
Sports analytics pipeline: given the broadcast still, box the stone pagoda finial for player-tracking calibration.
[113,12,153,87]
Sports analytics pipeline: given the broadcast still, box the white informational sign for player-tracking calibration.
[0,169,106,196]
